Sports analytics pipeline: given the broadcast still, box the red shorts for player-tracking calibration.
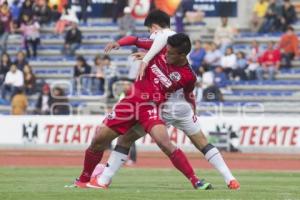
[103,97,164,135]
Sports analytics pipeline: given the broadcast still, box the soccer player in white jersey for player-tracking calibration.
[100,9,240,190]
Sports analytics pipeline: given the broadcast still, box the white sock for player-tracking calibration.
[98,151,128,185]
[204,147,235,184]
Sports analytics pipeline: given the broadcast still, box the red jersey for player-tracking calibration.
[118,36,197,105]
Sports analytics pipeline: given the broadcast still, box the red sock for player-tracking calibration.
[169,149,199,187]
[79,148,104,182]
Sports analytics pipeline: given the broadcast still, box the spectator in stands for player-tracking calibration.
[19,0,33,24]
[35,83,52,115]
[214,17,237,54]
[0,52,11,84]
[202,42,222,70]
[62,22,82,56]
[10,0,21,23]
[256,41,281,81]
[232,51,248,81]
[279,26,299,69]
[0,1,13,55]
[202,68,223,102]
[51,86,70,115]
[103,55,119,98]
[112,0,127,24]
[14,50,28,70]
[51,5,61,23]
[93,55,105,94]
[32,0,51,25]
[259,0,282,33]
[251,0,269,32]
[189,39,206,76]
[18,14,40,58]
[220,47,237,79]
[11,87,27,115]
[55,4,79,34]
[280,0,297,31]
[247,57,260,80]
[78,0,90,23]
[23,64,36,95]
[1,63,24,100]
[118,6,135,38]
[74,56,91,94]
[127,47,141,82]
[214,65,228,91]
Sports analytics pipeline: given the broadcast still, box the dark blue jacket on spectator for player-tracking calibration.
[189,48,206,74]
[214,71,228,88]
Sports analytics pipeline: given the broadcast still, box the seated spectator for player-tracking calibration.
[127,47,141,82]
[35,83,52,115]
[18,14,40,58]
[112,0,127,24]
[256,41,281,81]
[32,0,51,25]
[189,39,206,75]
[78,0,90,23]
[214,17,237,53]
[11,87,27,115]
[51,87,70,115]
[247,57,260,80]
[0,52,11,84]
[251,0,269,32]
[73,56,91,94]
[118,6,135,38]
[202,42,222,70]
[214,65,229,91]
[280,0,297,32]
[51,5,61,23]
[220,47,237,79]
[19,0,33,24]
[14,50,28,70]
[232,51,248,81]
[55,5,79,34]
[259,0,282,33]
[62,22,82,56]
[1,63,24,100]
[23,64,36,95]
[92,55,105,94]
[103,55,119,98]
[279,26,298,69]
[10,0,21,23]
[202,72,223,103]
[0,1,13,55]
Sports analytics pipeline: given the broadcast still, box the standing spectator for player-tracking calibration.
[14,50,28,70]
[118,6,135,37]
[23,64,36,95]
[78,0,90,23]
[73,56,91,94]
[92,55,105,94]
[251,0,269,32]
[279,26,299,69]
[232,51,248,81]
[189,39,206,75]
[11,87,27,115]
[280,0,297,32]
[214,17,237,54]
[10,0,21,22]
[127,47,141,81]
[256,42,281,81]
[18,14,40,58]
[220,47,237,79]
[112,0,127,24]
[62,22,82,56]
[32,0,52,25]
[1,63,24,100]
[0,1,13,55]
[51,87,70,115]
[35,83,52,115]
[55,5,79,34]
[0,52,11,84]
[103,55,119,98]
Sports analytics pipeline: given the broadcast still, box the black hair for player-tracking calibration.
[102,55,111,61]
[167,33,191,55]
[287,25,294,32]
[144,9,170,28]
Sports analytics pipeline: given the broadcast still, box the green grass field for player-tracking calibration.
[0,167,299,200]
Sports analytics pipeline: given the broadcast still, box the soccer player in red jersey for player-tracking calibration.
[75,33,212,190]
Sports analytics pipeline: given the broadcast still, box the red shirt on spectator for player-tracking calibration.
[260,48,281,68]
